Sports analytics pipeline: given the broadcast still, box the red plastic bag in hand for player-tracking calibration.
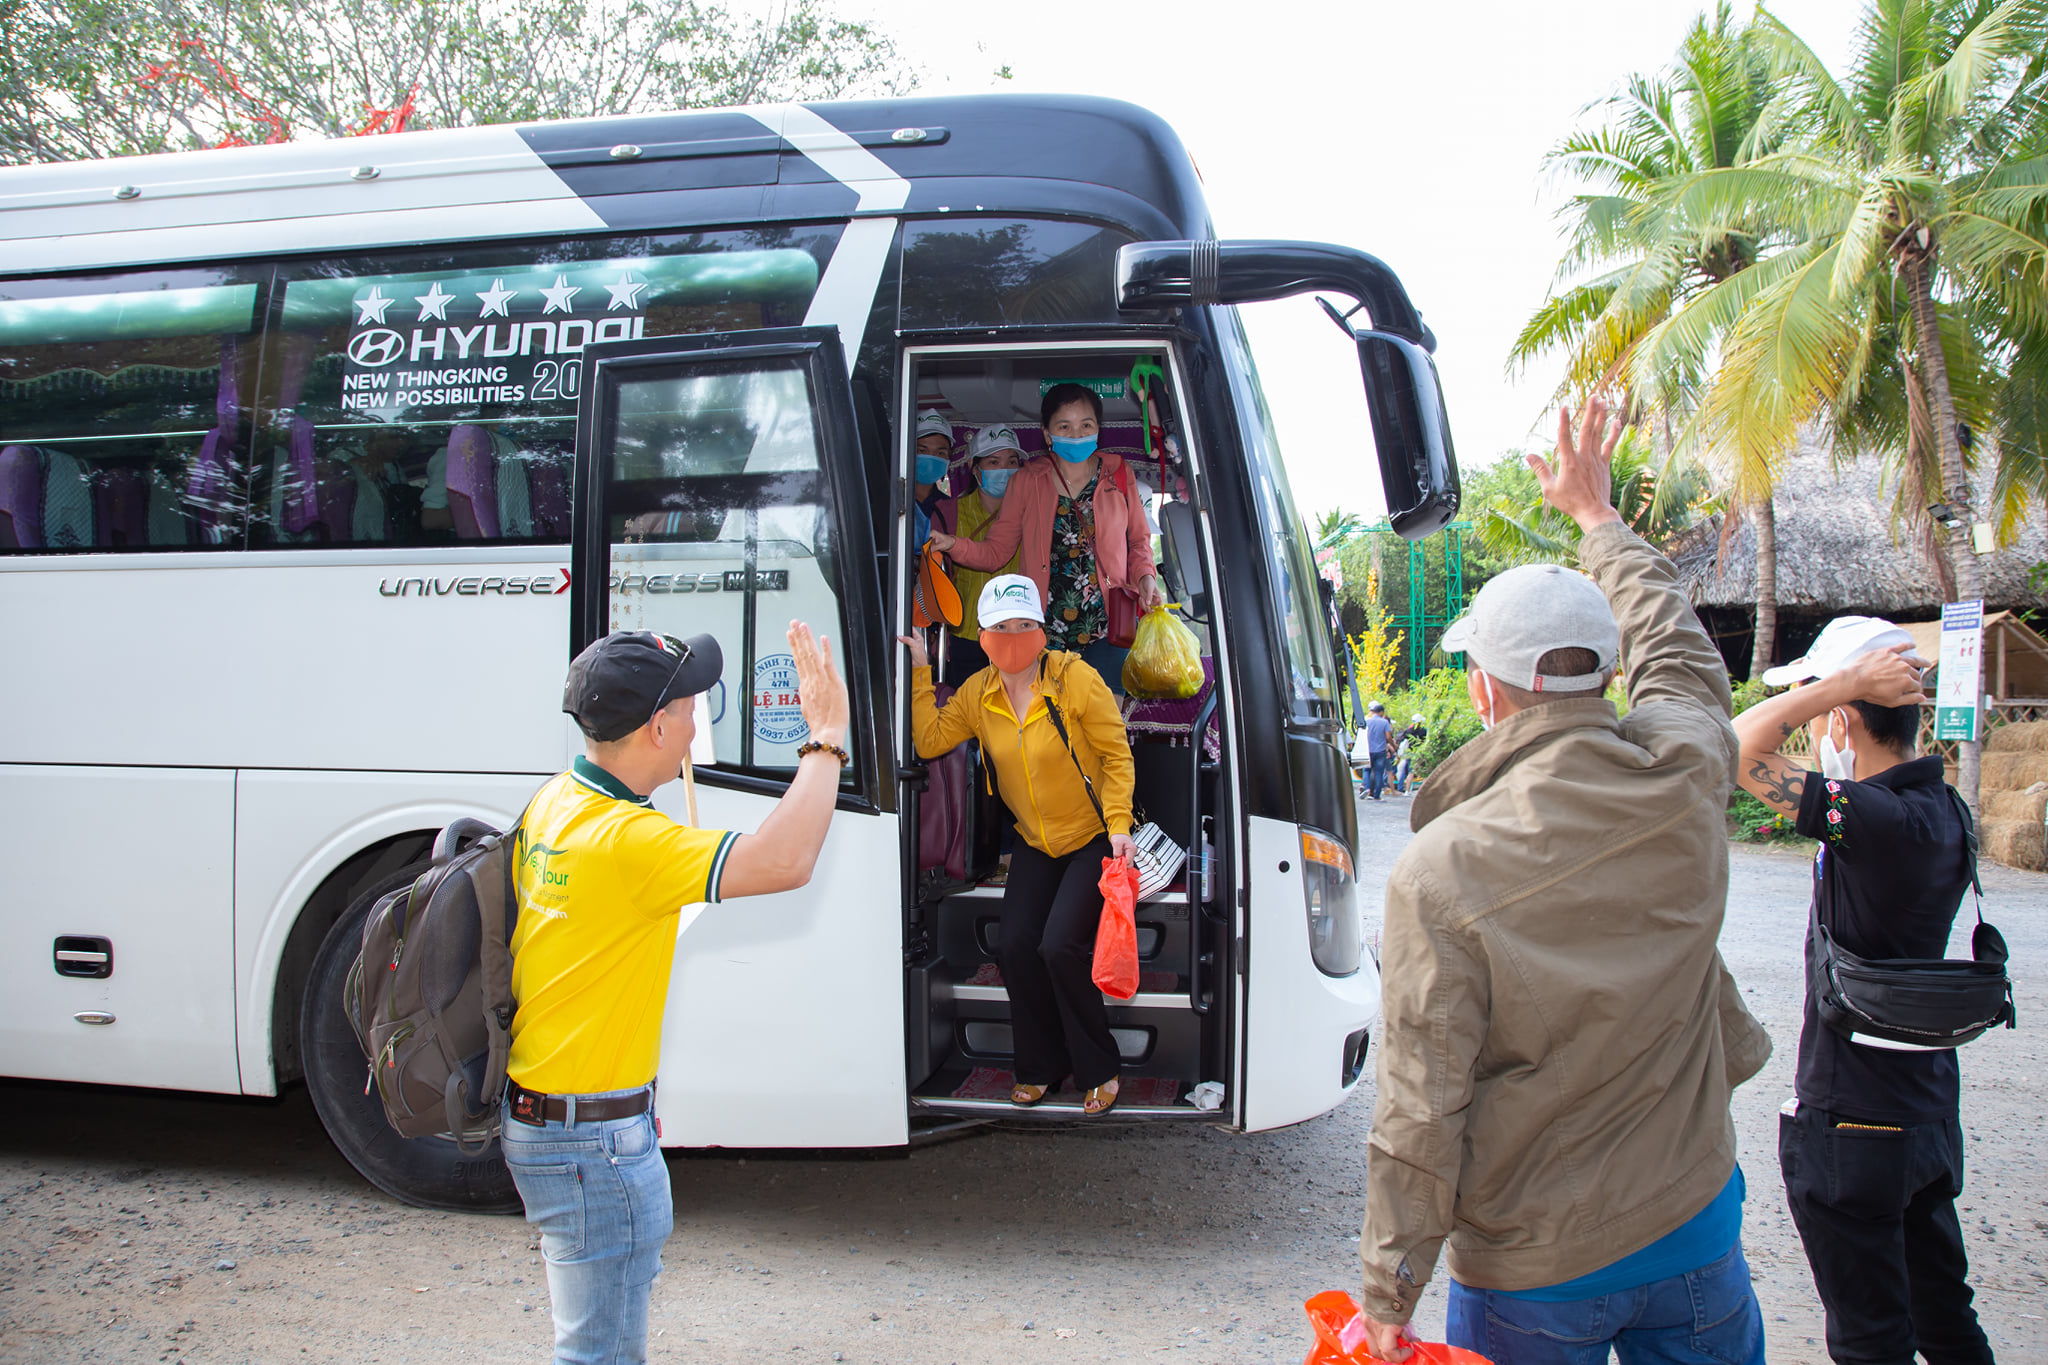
[1303,1291,1492,1365]
[1093,855,1140,1000]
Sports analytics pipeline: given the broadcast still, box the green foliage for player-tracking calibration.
[1728,789,1806,843]
[0,0,911,164]
[1374,667,1483,781]
[1469,427,1718,567]
[1673,0,2048,537]
[1729,676,1778,715]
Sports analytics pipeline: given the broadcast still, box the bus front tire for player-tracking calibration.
[299,866,524,1214]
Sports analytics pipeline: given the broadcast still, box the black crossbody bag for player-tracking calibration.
[1809,787,2017,1049]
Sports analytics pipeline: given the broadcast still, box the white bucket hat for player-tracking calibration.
[977,573,1044,628]
[1440,563,1619,691]
[1760,616,1916,687]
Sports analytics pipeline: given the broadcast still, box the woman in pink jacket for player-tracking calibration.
[927,383,1165,689]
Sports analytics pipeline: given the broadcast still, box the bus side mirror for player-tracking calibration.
[1356,331,1460,540]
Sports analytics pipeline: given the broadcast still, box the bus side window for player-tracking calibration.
[0,275,262,552]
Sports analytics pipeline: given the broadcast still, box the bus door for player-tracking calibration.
[570,326,900,1148]
[894,336,1237,1117]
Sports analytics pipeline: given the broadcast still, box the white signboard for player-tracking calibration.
[1934,599,1984,741]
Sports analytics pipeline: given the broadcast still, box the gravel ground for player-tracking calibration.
[1,793,2041,1365]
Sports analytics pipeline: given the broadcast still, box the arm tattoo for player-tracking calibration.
[1746,758,1807,814]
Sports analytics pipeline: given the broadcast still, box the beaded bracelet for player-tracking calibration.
[796,740,850,766]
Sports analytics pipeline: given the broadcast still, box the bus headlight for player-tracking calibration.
[1300,827,1360,977]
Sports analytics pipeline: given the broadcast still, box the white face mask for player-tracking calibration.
[1476,673,1499,732]
[1814,709,1856,781]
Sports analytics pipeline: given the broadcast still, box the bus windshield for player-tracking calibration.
[1216,305,1340,720]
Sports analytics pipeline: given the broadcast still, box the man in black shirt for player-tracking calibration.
[1735,615,1995,1365]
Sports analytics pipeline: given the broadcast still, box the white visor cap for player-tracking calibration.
[977,573,1045,629]
[1760,616,1915,687]
[1440,562,1619,692]
[968,424,1023,462]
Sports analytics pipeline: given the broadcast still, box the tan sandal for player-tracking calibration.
[1010,1082,1048,1107]
[1082,1077,1120,1116]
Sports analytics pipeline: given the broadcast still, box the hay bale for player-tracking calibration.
[1983,788,2048,823]
[1981,817,2048,872]
[1988,720,2048,754]
[1982,751,2048,790]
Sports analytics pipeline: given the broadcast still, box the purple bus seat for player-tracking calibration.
[93,464,150,547]
[527,449,570,538]
[0,444,44,549]
[279,417,320,534]
[184,336,242,543]
[444,424,499,540]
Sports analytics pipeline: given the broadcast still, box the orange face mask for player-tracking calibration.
[980,627,1046,674]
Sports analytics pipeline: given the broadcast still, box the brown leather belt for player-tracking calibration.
[507,1081,652,1128]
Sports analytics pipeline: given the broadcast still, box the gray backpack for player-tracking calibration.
[344,816,522,1153]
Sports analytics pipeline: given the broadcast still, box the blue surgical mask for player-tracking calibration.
[915,453,949,485]
[1049,435,1097,463]
[978,467,1014,497]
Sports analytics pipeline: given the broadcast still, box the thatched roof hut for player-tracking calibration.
[1671,433,2048,675]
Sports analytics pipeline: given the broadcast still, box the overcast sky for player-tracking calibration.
[855,0,1868,522]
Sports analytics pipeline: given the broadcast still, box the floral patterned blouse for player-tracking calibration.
[1044,471,1106,650]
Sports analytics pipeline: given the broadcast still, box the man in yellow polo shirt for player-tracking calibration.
[503,620,848,1365]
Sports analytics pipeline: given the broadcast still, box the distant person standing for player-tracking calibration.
[1733,618,1995,1365]
[1362,700,1393,801]
[1393,713,1428,794]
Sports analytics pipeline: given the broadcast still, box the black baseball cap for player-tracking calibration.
[563,630,723,742]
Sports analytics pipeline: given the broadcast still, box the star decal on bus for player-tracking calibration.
[539,275,581,315]
[354,286,394,325]
[605,273,647,311]
[413,282,454,320]
[476,279,518,317]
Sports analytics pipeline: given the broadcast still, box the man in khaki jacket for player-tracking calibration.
[1359,401,1772,1365]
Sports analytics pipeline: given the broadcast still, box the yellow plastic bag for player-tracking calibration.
[1122,605,1204,699]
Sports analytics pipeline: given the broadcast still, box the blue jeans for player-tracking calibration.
[1367,751,1390,799]
[500,1089,673,1365]
[1446,1244,1765,1365]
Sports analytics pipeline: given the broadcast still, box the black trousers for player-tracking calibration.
[1001,835,1120,1091]
[1780,1104,1995,1365]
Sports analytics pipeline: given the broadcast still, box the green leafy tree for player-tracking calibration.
[1509,3,1790,677]
[1469,428,1718,566]
[1667,0,2048,809]
[0,0,911,163]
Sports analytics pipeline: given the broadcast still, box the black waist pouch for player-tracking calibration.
[1810,786,2017,1050]
[1810,911,2015,1047]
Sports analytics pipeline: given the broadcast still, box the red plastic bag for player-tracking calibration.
[1303,1291,1492,1365]
[1092,855,1140,1000]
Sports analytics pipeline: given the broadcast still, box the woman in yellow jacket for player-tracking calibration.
[900,573,1136,1115]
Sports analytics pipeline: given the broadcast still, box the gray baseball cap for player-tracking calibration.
[1441,563,1619,692]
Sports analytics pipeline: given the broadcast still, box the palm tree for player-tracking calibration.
[1510,4,1789,677]
[1667,0,2048,809]
[1314,508,1368,552]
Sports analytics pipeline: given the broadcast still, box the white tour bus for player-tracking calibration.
[0,95,1461,1210]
